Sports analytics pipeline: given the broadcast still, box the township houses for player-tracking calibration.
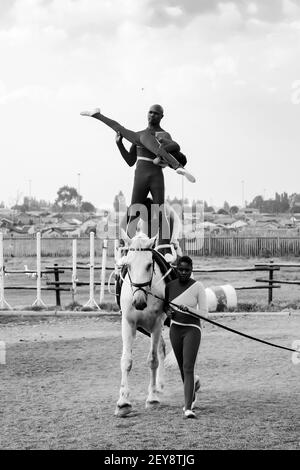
[1,206,300,239]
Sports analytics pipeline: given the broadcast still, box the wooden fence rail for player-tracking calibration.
[181,236,300,257]
[1,235,300,257]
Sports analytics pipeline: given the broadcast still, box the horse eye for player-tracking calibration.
[146,263,152,271]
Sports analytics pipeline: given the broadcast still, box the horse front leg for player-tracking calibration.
[156,333,166,394]
[115,318,136,417]
[146,324,162,408]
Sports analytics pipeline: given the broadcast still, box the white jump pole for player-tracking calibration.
[32,232,47,308]
[113,238,120,283]
[71,238,77,303]
[0,232,12,310]
[114,239,119,263]
[83,232,100,310]
[100,239,108,305]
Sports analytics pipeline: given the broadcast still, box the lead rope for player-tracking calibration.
[145,289,299,354]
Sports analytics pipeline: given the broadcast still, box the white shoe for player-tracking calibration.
[80,108,101,117]
[183,400,196,412]
[176,168,196,183]
[184,409,196,419]
[182,376,200,412]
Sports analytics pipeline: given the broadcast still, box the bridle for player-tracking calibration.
[122,247,155,298]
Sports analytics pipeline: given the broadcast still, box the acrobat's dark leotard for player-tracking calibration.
[125,145,170,243]
[90,110,186,244]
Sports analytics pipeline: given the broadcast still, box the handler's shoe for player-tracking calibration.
[80,108,101,117]
[183,401,196,412]
[176,167,196,183]
[183,376,201,412]
[184,409,196,419]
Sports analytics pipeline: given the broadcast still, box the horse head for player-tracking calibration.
[121,230,157,311]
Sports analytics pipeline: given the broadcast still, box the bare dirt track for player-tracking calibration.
[1,313,300,450]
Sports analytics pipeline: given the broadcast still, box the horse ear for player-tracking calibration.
[149,233,158,248]
[120,228,132,246]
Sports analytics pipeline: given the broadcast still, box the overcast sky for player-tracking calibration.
[1,0,300,210]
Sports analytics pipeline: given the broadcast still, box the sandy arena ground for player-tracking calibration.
[0,312,300,450]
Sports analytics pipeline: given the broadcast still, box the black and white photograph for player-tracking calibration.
[0,0,300,453]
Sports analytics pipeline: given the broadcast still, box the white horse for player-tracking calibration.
[115,231,169,417]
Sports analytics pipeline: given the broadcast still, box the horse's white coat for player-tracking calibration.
[116,232,167,415]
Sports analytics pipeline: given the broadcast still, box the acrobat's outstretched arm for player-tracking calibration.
[115,132,137,167]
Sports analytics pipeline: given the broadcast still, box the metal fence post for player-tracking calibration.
[54,263,61,308]
[268,260,274,304]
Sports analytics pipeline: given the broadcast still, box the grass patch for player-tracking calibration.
[99,302,120,312]
[64,301,82,311]
[235,301,300,312]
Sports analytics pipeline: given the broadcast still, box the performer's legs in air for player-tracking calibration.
[80,108,195,182]
[140,132,196,183]
[80,108,140,145]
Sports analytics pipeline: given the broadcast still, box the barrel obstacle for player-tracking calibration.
[205,285,237,312]
[0,232,237,311]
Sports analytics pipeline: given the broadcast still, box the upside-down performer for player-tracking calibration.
[80,104,196,182]
[80,104,196,246]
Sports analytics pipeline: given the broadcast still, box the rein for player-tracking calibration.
[118,247,299,355]
[144,289,299,355]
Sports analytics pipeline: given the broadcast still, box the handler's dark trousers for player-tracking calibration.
[169,323,201,411]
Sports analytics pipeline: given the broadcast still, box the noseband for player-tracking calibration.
[126,247,154,296]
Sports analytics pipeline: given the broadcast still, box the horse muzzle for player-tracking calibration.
[132,288,148,311]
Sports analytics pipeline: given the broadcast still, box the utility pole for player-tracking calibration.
[241,180,245,208]
[77,173,81,210]
[77,173,81,197]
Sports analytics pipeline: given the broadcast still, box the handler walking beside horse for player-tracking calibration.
[165,256,208,419]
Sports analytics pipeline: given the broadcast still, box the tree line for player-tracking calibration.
[12,186,96,213]
[9,188,300,215]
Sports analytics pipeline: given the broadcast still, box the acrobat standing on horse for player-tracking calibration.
[80,104,195,247]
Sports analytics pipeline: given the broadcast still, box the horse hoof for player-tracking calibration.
[114,404,132,417]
